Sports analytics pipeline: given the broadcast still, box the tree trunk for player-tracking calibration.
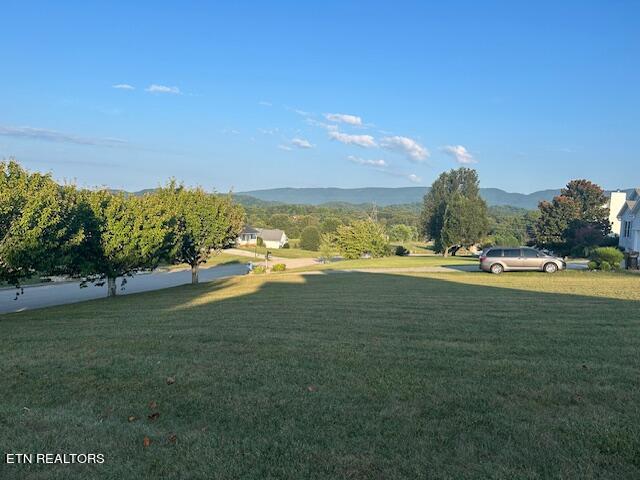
[191,264,199,285]
[107,276,117,297]
[443,246,449,257]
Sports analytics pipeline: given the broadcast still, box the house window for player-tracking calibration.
[623,221,632,238]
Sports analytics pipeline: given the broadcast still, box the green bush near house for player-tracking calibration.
[252,265,266,274]
[590,247,623,270]
[271,263,286,272]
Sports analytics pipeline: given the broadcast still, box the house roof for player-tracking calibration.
[240,226,260,234]
[256,228,285,242]
[619,198,639,219]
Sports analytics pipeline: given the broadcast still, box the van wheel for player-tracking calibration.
[544,262,558,274]
[490,263,504,274]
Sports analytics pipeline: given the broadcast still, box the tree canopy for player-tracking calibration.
[420,168,489,255]
[333,219,389,259]
[533,179,610,255]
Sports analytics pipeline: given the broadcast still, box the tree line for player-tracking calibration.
[1,160,244,296]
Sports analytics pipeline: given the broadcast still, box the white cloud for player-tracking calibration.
[324,113,363,126]
[112,84,135,90]
[145,84,182,95]
[328,129,377,148]
[291,137,314,149]
[278,144,293,151]
[381,136,429,162]
[259,100,272,107]
[441,145,476,164]
[407,174,422,184]
[348,155,387,167]
[0,125,128,147]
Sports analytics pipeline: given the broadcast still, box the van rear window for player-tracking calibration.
[486,249,502,257]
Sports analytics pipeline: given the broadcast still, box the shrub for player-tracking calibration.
[256,237,264,247]
[282,242,290,249]
[600,261,612,272]
[300,226,321,251]
[591,247,623,270]
[334,219,390,259]
[395,245,409,256]
[252,265,266,274]
[587,261,598,271]
[271,263,286,272]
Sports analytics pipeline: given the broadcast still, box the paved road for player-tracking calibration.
[0,263,248,315]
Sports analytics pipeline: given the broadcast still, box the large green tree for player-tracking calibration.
[82,190,171,297]
[533,179,610,253]
[334,219,389,259]
[158,184,244,284]
[420,168,489,255]
[0,160,89,286]
[299,225,321,251]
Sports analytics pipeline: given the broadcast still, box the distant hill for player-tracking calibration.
[110,186,635,210]
[237,187,571,209]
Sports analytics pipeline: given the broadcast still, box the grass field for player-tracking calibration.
[2,270,640,479]
[295,254,477,271]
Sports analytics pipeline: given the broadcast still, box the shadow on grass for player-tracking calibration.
[1,271,640,479]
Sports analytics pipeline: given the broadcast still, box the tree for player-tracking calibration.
[439,192,490,256]
[533,179,610,254]
[420,168,489,255]
[0,160,89,286]
[82,190,171,297]
[533,196,581,249]
[334,219,389,259]
[157,184,244,284]
[300,226,321,251]
[320,216,342,234]
[388,224,416,243]
[561,179,610,231]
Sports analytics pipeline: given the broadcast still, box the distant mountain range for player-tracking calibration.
[236,187,571,209]
[237,187,636,209]
[119,186,634,210]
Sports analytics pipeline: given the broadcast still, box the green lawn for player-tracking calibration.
[2,271,640,479]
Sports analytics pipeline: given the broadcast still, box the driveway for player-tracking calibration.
[0,263,248,315]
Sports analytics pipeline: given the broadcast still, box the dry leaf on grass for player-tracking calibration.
[166,376,176,385]
[128,415,137,422]
[143,436,151,447]
[149,401,158,410]
[307,385,318,392]
[168,433,177,444]
[148,412,160,421]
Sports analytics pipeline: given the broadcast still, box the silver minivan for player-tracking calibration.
[479,247,566,274]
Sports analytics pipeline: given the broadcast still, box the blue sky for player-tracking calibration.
[1,1,638,193]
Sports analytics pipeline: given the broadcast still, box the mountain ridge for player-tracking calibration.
[237,187,635,210]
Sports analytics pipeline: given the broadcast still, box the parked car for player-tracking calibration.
[479,247,566,274]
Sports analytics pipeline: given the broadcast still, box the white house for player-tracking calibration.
[618,188,640,253]
[256,228,288,249]
[236,226,288,249]
[607,191,627,236]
